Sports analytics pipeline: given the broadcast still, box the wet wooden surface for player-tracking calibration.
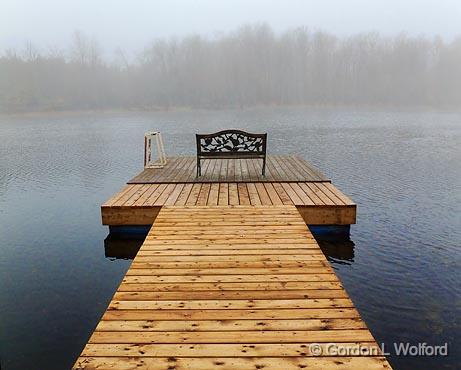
[128,155,328,183]
[103,182,354,207]
[74,206,390,370]
[101,182,356,226]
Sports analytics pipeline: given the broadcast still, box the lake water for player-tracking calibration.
[0,107,460,370]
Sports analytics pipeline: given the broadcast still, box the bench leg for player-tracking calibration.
[262,157,266,176]
[197,158,201,177]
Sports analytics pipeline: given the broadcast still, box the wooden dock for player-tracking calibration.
[74,206,390,369]
[102,156,356,227]
[73,155,392,369]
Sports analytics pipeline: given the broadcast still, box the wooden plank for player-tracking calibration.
[136,248,322,256]
[164,184,185,205]
[263,183,283,205]
[113,290,347,301]
[142,236,316,242]
[218,159,228,182]
[102,308,361,320]
[240,158,250,181]
[122,184,151,206]
[101,207,161,226]
[119,260,330,269]
[89,329,375,343]
[142,183,168,206]
[142,245,317,251]
[298,182,324,204]
[122,274,338,283]
[81,342,378,357]
[147,220,306,231]
[254,183,272,205]
[272,182,293,205]
[153,183,176,206]
[142,238,316,244]
[117,281,341,292]
[169,157,188,183]
[228,183,239,205]
[109,298,353,310]
[75,356,391,370]
[184,157,198,182]
[132,184,160,206]
[207,183,220,205]
[234,158,243,182]
[128,251,323,262]
[297,205,356,225]
[113,184,144,206]
[246,183,262,205]
[140,243,317,249]
[143,228,312,235]
[159,157,180,182]
[246,157,261,182]
[94,318,367,332]
[175,183,194,206]
[323,182,355,205]
[290,182,315,206]
[217,183,229,205]
[305,183,336,205]
[237,183,251,205]
[315,182,345,205]
[278,155,296,180]
[281,183,303,204]
[264,155,281,179]
[196,183,211,206]
[185,183,202,205]
[123,268,338,283]
[102,185,131,207]
[227,158,236,182]
[210,157,221,181]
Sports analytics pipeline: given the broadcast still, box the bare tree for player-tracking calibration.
[1,25,460,113]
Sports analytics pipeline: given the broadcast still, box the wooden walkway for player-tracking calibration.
[129,155,328,183]
[74,206,391,370]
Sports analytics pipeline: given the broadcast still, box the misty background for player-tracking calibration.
[1,0,461,112]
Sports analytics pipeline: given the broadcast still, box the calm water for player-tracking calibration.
[0,108,460,370]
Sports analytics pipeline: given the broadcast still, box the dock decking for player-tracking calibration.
[102,181,356,226]
[74,206,391,370]
[129,155,328,183]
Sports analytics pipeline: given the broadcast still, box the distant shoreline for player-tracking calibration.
[2,103,461,117]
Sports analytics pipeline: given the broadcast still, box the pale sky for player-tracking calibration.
[2,0,461,57]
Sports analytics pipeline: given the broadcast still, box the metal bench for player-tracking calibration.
[196,129,267,177]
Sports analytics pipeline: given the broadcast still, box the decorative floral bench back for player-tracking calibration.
[196,130,267,176]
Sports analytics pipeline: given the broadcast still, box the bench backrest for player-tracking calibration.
[196,130,267,156]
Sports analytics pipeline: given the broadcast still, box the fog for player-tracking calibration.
[1,0,461,112]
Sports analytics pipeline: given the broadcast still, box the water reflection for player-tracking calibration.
[315,236,355,264]
[104,234,144,260]
[103,227,356,265]
[103,229,356,265]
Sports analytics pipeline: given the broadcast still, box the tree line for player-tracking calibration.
[1,25,460,113]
